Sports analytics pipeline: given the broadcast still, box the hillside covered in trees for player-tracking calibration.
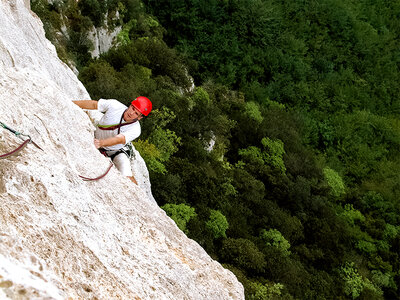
[32,0,400,298]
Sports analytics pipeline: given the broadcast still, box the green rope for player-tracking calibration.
[0,121,23,137]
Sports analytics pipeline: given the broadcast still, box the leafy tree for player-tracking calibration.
[244,101,263,124]
[261,137,286,174]
[370,270,395,290]
[133,107,181,174]
[161,203,197,234]
[247,281,284,300]
[323,167,346,198]
[151,172,187,205]
[238,136,286,176]
[206,210,229,239]
[232,168,265,212]
[360,191,399,224]
[79,61,121,99]
[325,111,400,184]
[340,204,365,226]
[383,223,400,241]
[220,238,266,273]
[260,228,291,257]
[339,262,383,299]
[339,262,366,299]
[132,139,166,173]
[78,0,104,27]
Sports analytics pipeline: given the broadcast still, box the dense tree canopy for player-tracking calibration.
[33,0,400,298]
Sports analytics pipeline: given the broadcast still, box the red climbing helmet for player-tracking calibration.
[131,96,152,116]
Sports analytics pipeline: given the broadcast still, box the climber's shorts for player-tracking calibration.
[99,147,133,177]
[112,152,133,176]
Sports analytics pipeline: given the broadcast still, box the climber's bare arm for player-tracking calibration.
[72,100,98,110]
[94,134,126,149]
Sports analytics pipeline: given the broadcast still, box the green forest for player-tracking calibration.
[32,0,400,298]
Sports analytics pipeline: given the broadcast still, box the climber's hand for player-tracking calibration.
[94,139,102,149]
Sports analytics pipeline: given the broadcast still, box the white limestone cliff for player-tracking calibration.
[88,25,122,58]
[0,0,244,299]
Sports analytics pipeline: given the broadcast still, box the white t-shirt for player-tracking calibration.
[94,99,141,151]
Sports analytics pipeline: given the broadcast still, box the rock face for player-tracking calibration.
[88,25,122,58]
[0,1,244,299]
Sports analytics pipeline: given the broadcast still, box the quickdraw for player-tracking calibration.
[1,121,113,181]
[0,121,43,159]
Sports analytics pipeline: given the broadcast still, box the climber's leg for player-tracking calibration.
[113,152,137,184]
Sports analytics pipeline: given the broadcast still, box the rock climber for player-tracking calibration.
[73,97,152,184]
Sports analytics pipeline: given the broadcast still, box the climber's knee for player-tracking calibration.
[112,152,133,176]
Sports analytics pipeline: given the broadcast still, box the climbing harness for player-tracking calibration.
[97,110,135,161]
[0,121,43,159]
[78,109,136,181]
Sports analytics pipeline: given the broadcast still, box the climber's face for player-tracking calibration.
[124,105,143,122]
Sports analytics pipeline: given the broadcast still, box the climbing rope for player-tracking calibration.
[1,121,112,180]
[78,161,114,181]
[0,137,31,159]
[0,121,42,159]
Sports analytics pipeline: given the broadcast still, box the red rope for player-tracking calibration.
[79,161,114,181]
[0,138,31,159]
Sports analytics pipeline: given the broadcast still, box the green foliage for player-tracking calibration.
[334,261,387,298]
[261,137,286,174]
[66,28,93,68]
[161,203,197,234]
[133,107,181,174]
[370,270,394,290]
[117,19,136,46]
[360,191,399,224]
[244,102,263,124]
[247,281,284,300]
[339,262,365,299]
[356,240,377,255]
[190,87,210,107]
[323,167,346,198]
[232,168,265,209]
[79,61,121,99]
[383,223,400,240]
[148,128,181,163]
[132,139,166,174]
[238,137,286,174]
[340,204,365,226]
[35,0,400,298]
[260,229,291,257]
[220,238,266,273]
[238,146,264,168]
[31,0,93,67]
[78,0,104,27]
[220,177,238,196]
[206,210,229,239]
[265,98,285,110]
[326,111,400,183]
